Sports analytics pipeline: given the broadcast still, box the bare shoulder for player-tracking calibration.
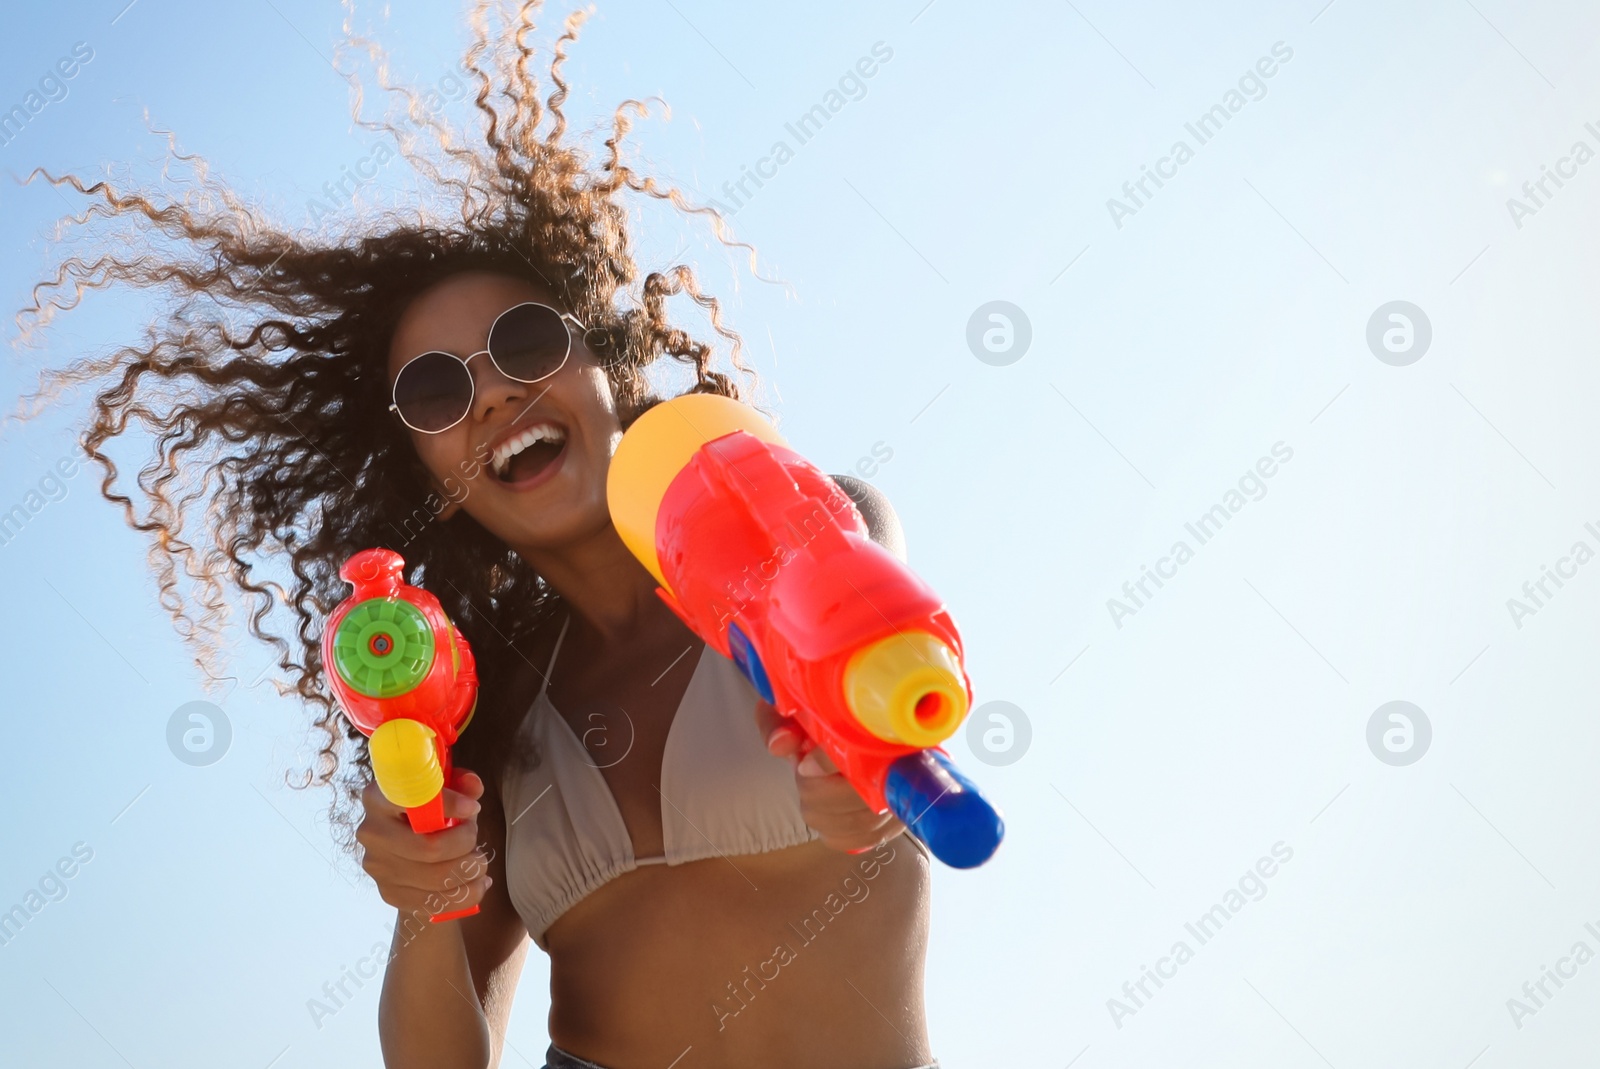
[827,473,906,562]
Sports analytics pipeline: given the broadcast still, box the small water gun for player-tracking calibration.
[323,548,480,921]
[607,394,1004,868]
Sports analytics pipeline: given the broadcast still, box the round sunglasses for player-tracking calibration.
[389,301,590,434]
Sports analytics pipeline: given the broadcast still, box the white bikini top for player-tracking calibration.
[502,614,821,950]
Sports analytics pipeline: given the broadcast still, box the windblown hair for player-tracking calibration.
[11,1,760,845]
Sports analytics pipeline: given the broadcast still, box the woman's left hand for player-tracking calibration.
[754,700,906,853]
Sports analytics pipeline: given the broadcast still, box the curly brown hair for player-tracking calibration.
[11,1,763,846]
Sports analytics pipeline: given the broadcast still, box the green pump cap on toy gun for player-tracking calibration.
[330,597,436,698]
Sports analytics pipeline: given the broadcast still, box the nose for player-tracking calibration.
[463,349,527,425]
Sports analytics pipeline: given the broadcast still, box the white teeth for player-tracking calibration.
[491,423,567,477]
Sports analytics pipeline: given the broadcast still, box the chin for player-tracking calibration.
[497,496,612,549]
[508,508,614,550]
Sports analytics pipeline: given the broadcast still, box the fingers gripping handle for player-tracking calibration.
[371,719,481,921]
[404,794,452,834]
[414,801,480,924]
[884,750,1005,869]
[407,804,481,923]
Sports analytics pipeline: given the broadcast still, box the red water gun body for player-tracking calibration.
[608,395,1004,868]
[323,548,480,920]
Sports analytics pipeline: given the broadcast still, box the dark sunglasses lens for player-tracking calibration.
[394,351,473,432]
[489,303,571,382]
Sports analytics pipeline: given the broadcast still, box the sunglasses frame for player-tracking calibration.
[388,300,591,434]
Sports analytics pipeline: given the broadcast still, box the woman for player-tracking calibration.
[17,5,939,1068]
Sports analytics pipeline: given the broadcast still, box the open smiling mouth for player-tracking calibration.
[490,423,568,485]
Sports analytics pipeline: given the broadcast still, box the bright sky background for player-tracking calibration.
[4,1,1600,1067]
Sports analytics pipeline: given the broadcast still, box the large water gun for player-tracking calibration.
[323,548,481,921]
[607,394,1004,868]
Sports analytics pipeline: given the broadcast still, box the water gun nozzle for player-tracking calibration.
[844,632,969,747]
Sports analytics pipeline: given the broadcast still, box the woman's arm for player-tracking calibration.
[459,789,531,1067]
[369,773,531,1069]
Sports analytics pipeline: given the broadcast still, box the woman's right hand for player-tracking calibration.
[355,769,493,918]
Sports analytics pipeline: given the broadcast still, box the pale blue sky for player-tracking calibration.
[4,1,1600,1067]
